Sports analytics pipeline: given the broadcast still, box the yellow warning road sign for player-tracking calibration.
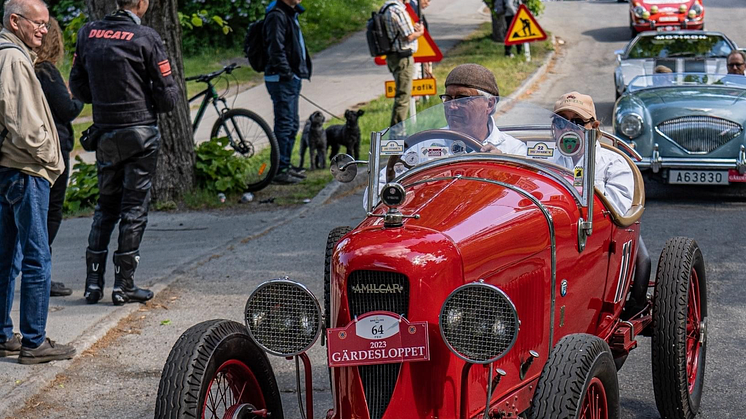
[385,78,437,98]
[505,4,547,46]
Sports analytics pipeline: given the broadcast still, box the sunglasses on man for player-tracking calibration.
[727,62,745,68]
[439,94,500,104]
[552,115,594,130]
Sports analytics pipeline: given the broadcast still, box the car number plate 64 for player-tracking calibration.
[326,311,430,367]
[669,170,728,185]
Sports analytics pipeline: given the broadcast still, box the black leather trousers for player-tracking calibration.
[88,126,160,253]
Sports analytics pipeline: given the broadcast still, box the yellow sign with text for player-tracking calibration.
[385,78,437,98]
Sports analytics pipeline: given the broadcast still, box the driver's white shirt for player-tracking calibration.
[362,117,526,208]
[552,142,634,215]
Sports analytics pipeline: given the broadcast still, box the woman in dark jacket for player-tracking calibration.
[35,18,84,297]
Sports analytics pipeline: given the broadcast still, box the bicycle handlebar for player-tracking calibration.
[185,63,241,83]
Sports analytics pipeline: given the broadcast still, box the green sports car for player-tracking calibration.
[613,73,746,186]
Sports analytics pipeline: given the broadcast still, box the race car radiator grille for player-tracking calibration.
[658,116,742,153]
[347,270,409,419]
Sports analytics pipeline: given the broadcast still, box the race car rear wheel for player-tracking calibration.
[155,319,283,419]
[651,237,707,419]
[528,334,620,419]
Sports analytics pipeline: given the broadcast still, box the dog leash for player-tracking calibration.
[300,93,344,121]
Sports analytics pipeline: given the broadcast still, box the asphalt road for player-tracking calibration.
[7,1,746,418]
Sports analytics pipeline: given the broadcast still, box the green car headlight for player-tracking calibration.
[620,114,644,139]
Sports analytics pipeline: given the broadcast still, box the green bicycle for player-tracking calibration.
[187,63,279,191]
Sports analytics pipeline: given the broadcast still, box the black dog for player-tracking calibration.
[327,109,365,161]
[299,111,327,170]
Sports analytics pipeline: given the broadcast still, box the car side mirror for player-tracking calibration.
[615,50,624,64]
[330,154,361,183]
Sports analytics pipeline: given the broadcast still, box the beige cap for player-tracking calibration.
[553,92,596,121]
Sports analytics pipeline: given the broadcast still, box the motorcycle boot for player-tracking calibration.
[112,250,153,305]
[84,249,108,304]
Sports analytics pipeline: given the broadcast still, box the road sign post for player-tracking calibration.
[505,4,547,57]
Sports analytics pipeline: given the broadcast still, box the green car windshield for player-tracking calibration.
[627,73,746,92]
[625,33,734,59]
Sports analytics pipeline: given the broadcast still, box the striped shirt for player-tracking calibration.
[383,0,418,53]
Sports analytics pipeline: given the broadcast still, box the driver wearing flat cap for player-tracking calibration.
[364,64,526,207]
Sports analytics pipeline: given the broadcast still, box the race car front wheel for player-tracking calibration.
[528,334,620,419]
[154,319,284,419]
[651,237,707,419]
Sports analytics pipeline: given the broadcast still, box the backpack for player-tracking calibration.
[365,3,398,57]
[0,43,27,148]
[243,8,280,73]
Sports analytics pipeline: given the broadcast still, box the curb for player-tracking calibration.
[1,33,556,418]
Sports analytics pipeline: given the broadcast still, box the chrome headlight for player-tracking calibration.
[439,282,519,364]
[633,6,645,18]
[689,3,703,17]
[620,114,644,139]
[244,279,322,357]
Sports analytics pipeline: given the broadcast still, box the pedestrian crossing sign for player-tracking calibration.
[505,4,547,46]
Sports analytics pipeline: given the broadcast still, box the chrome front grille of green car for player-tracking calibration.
[657,116,743,154]
[347,270,409,419]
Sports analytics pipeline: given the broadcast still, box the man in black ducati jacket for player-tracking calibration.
[69,0,178,306]
[264,0,312,184]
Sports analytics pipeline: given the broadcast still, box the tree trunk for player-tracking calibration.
[86,0,195,203]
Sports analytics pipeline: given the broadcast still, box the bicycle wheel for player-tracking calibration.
[211,109,279,192]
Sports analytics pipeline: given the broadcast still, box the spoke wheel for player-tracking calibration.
[202,360,264,419]
[211,109,279,192]
[155,319,284,419]
[529,334,619,419]
[580,377,609,419]
[651,237,707,419]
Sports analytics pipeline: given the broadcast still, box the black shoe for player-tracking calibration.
[288,167,307,179]
[50,281,72,297]
[0,333,21,357]
[272,172,303,185]
[18,338,75,364]
[84,248,108,304]
[112,250,153,305]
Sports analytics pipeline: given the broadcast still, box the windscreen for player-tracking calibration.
[625,33,734,59]
[627,72,746,92]
[368,99,592,208]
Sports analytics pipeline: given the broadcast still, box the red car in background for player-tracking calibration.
[629,0,704,38]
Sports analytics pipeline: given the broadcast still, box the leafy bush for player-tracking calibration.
[483,0,544,17]
[178,0,268,54]
[195,137,253,194]
[64,155,99,214]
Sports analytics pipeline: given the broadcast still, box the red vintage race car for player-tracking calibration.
[629,0,704,37]
[154,102,708,419]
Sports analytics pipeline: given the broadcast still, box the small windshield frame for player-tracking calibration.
[627,72,746,92]
[624,33,735,60]
[366,100,597,214]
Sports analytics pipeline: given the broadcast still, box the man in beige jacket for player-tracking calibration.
[0,0,75,364]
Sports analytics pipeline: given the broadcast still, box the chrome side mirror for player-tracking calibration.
[330,154,366,183]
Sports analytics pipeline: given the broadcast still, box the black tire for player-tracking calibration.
[528,334,620,419]
[324,226,352,332]
[154,319,284,419]
[651,237,707,419]
[211,109,279,192]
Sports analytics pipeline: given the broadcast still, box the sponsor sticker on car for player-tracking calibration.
[728,169,746,183]
[327,311,430,367]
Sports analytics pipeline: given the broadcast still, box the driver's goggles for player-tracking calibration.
[551,115,593,130]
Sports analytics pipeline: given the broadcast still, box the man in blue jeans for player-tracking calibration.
[0,0,76,364]
[264,0,312,184]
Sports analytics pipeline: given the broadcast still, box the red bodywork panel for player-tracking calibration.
[630,0,704,34]
[329,161,640,419]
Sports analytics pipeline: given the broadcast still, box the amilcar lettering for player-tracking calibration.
[352,283,404,294]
